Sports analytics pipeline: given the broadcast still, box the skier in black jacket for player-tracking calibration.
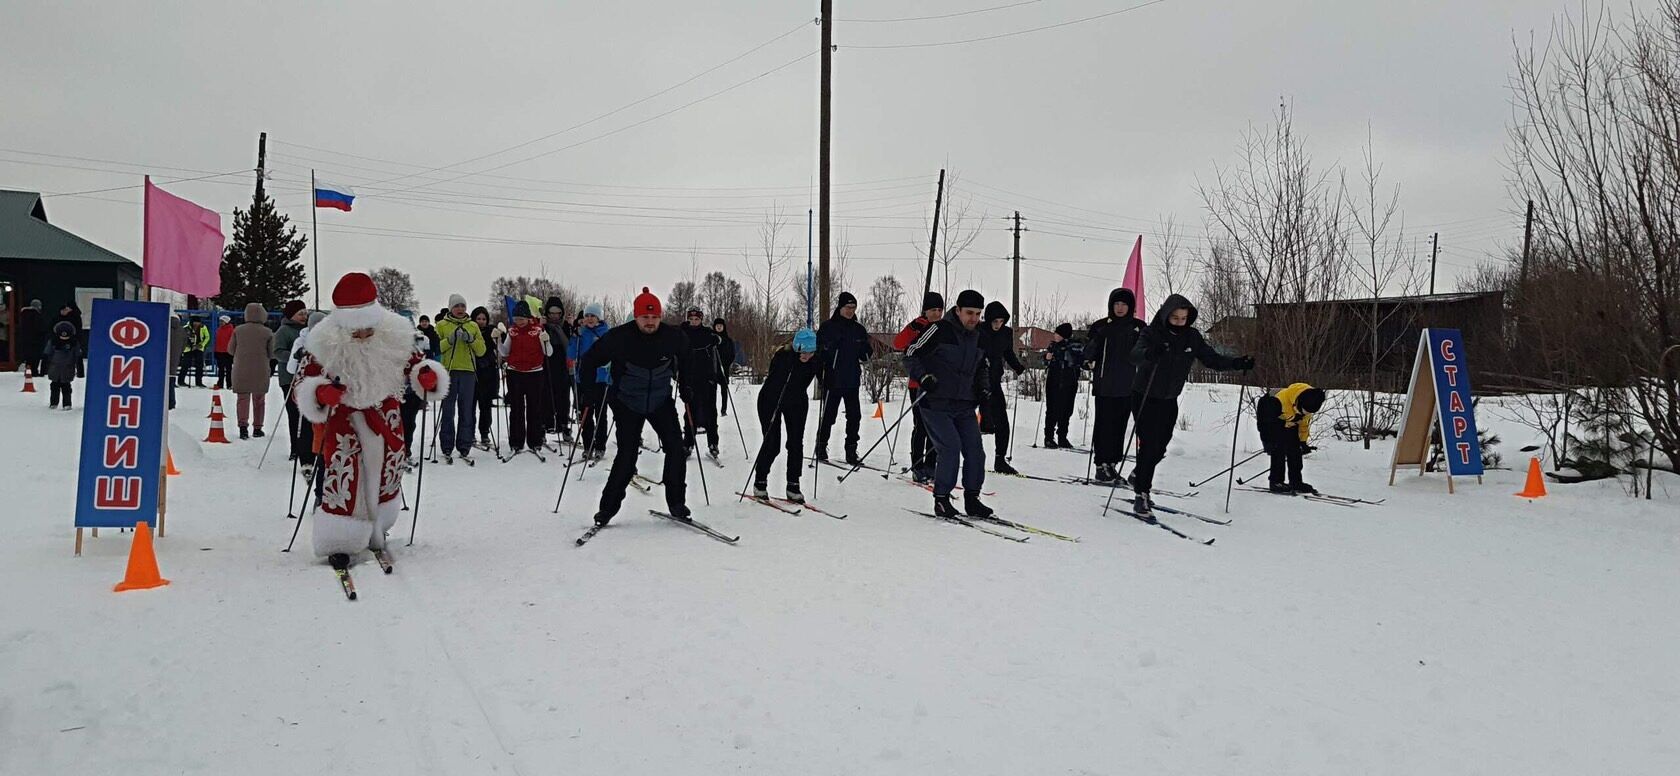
[1127,294,1254,518]
[903,289,993,519]
[576,288,691,525]
[542,296,573,443]
[471,306,500,449]
[1042,322,1083,448]
[979,301,1026,474]
[678,308,724,458]
[1085,287,1146,481]
[814,291,872,464]
[712,318,735,416]
[751,328,820,503]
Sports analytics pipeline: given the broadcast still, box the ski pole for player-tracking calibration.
[284,454,300,520]
[578,382,615,481]
[685,402,710,506]
[888,383,908,466]
[1103,355,1161,517]
[258,380,299,469]
[553,404,592,513]
[1190,450,1265,488]
[1237,464,1271,485]
[718,351,749,461]
[408,399,431,546]
[837,393,925,483]
[1031,367,1046,447]
[1223,372,1251,514]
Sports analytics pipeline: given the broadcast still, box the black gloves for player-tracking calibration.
[919,373,938,392]
[1298,440,1315,456]
[1233,355,1256,371]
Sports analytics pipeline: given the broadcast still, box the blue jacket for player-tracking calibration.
[568,320,613,385]
[902,308,986,411]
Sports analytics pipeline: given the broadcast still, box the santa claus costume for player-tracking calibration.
[296,272,448,561]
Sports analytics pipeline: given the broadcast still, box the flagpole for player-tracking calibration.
[310,169,320,309]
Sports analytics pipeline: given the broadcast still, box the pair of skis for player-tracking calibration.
[330,549,395,601]
[575,510,739,547]
[1243,486,1382,507]
[499,448,547,463]
[736,492,848,519]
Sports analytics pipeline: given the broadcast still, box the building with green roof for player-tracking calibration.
[0,190,143,369]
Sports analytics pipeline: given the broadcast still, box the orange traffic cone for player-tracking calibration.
[206,392,224,419]
[872,402,884,419]
[20,365,37,393]
[166,448,181,476]
[204,400,232,444]
[113,521,169,592]
[1516,457,1547,499]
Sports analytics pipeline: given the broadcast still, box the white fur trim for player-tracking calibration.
[410,358,450,403]
[305,310,413,409]
[331,303,388,331]
[296,375,333,424]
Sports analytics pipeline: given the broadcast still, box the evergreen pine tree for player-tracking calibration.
[214,192,309,311]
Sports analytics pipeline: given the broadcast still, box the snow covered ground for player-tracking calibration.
[2,373,1676,775]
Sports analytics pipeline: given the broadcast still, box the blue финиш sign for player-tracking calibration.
[1426,328,1483,477]
[74,299,170,529]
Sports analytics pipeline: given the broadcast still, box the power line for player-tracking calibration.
[847,0,1176,49]
[336,21,811,194]
[365,50,817,199]
[840,0,1046,23]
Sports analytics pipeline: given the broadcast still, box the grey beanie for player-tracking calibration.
[448,293,467,309]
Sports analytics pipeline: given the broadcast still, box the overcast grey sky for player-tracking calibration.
[0,0,1634,320]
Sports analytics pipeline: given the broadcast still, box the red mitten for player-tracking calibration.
[417,368,439,392]
[317,383,346,407]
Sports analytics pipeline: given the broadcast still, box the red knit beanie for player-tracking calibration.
[632,287,662,318]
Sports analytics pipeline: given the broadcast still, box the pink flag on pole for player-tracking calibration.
[1122,235,1146,320]
[143,176,224,297]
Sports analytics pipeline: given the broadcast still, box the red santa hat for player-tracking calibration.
[633,287,662,318]
[329,271,387,329]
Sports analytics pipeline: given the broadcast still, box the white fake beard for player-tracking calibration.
[306,311,415,409]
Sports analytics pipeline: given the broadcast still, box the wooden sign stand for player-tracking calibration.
[1389,328,1484,493]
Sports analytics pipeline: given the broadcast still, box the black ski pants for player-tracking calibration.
[754,396,808,485]
[815,385,861,455]
[547,372,573,439]
[599,400,687,518]
[681,382,719,451]
[505,370,549,452]
[475,367,498,441]
[1092,395,1134,466]
[981,382,1010,460]
[1128,395,1179,494]
[909,386,937,474]
[1045,375,1078,441]
[577,381,613,454]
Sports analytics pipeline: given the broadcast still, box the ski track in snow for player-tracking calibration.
[2,375,1678,775]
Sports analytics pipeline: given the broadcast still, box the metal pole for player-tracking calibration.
[310,169,320,309]
[818,0,832,320]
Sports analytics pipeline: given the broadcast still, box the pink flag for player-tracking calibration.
[143,177,224,297]
[1122,235,1146,320]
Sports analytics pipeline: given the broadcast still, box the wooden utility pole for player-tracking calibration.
[1519,199,1535,285]
[923,168,945,297]
[255,132,267,202]
[1428,232,1440,295]
[818,0,833,320]
[1011,211,1023,325]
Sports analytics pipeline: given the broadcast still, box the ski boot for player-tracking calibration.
[1291,481,1318,495]
[813,447,829,462]
[708,445,720,460]
[993,456,1019,475]
[752,479,770,500]
[1268,481,1294,494]
[844,448,862,466]
[239,424,250,440]
[785,483,804,504]
[1131,493,1156,523]
[1095,463,1117,482]
[593,511,614,528]
[1043,434,1058,449]
[328,553,351,571]
[963,493,994,518]
[911,466,933,485]
[932,494,960,518]
[666,504,693,522]
[1057,434,1073,449]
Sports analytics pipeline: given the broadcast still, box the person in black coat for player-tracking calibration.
[903,289,993,519]
[1042,322,1083,448]
[814,291,872,464]
[678,308,725,457]
[542,296,574,442]
[471,306,500,449]
[978,301,1026,474]
[42,321,83,409]
[16,300,45,376]
[576,288,691,525]
[1126,293,1254,517]
[1085,287,1146,481]
[712,317,735,416]
[751,328,820,503]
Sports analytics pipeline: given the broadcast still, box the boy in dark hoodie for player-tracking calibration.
[542,296,573,443]
[814,291,872,464]
[893,292,945,482]
[712,317,735,416]
[1043,322,1083,448]
[471,306,501,450]
[1127,294,1254,518]
[43,321,83,409]
[979,301,1026,474]
[1085,288,1146,481]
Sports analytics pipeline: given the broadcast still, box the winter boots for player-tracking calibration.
[1292,481,1317,494]
[1057,434,1073,448]
[911,466,933,485]
[785,484,804,504]
[1095,462,1118,482]
[844,447,862,467]
[933,495,959,518]
[752,479,769,500]
[253,427,265,438]
[593,511,613,527]
[994,456,1018,475]
[1268,481,1294,494]
[1131,493,1156,523]
[963,493,993,518]
[1043,433,1058,449]
[238,425,250,440]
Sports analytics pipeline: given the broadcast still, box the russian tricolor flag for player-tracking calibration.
[313,182,355,212]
